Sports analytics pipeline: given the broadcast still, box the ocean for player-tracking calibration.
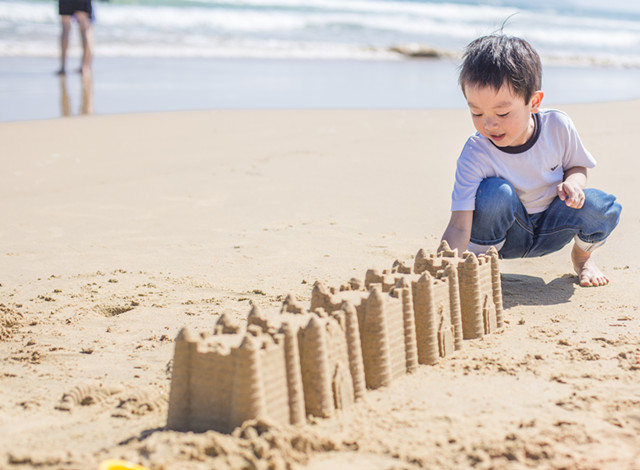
[1,0,640,121]
[2,0,640,65]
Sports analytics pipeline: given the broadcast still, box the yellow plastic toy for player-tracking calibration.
[98,460,149,470]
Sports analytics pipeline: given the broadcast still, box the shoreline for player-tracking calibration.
[3,56,640,122]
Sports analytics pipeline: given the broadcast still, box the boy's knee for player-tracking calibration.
[475,178,516,214]
[582,189,622,223]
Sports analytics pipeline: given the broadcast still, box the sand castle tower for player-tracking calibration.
[364,268,401,293]
[278,296,366,418]
[281,322,306,425]
[395,278,419,374]
[365,255,462,360]
[457,248,504,338]
[412,271,456,365]
[166,313,304,433]
[341,302,367,400]
[295,311,361,418]
[413,241,503,340]
[310,282,414,389]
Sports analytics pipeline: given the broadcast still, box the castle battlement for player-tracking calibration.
[167,243,504,434]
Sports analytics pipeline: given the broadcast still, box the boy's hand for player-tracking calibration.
[442,211,473,254]
[557,181,585,209]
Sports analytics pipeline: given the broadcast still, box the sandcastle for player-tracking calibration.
[167,241,503,433]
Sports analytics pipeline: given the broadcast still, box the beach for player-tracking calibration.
[2,2,640,468]
[1,97,639,469]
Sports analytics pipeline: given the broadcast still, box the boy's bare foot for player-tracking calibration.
[571,244,609,287]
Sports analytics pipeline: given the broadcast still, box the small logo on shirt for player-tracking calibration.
[550,164,559,171]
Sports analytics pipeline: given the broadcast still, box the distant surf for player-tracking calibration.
[1,0,640,66]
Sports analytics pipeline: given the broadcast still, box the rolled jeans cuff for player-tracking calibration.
[467,240,505,256]
[574,235,606,252]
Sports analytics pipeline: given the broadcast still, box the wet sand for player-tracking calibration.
[3,56,640,122]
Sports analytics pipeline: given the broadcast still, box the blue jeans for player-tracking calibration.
[470,178,622,258]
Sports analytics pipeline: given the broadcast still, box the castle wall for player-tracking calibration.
[191,350,235,432]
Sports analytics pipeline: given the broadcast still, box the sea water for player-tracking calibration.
[1,0,640,66]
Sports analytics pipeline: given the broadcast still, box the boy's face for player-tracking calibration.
[465,82,543,148]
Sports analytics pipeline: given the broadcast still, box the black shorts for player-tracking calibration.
[59,0,92,16]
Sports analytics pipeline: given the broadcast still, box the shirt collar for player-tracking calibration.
[490,112,541,154]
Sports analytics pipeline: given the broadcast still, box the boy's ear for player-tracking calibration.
[530,90,544,113]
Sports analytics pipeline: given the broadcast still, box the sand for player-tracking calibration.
[0,102,638,469]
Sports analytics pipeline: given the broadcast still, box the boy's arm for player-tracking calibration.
[441,210,473,254]
[557,166,587,209]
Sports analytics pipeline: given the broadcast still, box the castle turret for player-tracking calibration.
[230,334,266,431]
[396,279,418,373]
[300,316,333,417]
[437,239,458,258]
[392,259,411,274]
[364,268,383,290]
[487,247,504,329]
[248,303,270,332]
[282,322,305,425]
[361,287,392,389]
[281,293,304,314]
[460,253,484,339]
[310,281,330,313]
[413,248,428,275]
[414,273,439,365]
[166,327,198,431]
[445,263,464,350]
[342,301,366,400]
[215,313,242,334]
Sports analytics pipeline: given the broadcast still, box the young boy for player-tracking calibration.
[442,35,621,287]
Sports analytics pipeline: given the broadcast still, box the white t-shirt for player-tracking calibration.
[451,109,596,214]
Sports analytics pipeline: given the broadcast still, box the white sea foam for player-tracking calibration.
[1,0,639,66]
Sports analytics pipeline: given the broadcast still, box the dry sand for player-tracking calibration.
[0,102,638,469]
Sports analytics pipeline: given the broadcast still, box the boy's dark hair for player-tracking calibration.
[459,35,541,103]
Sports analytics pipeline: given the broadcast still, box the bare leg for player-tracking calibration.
[59,74,71,116]
[81,71,94,115]
[571,243,610,287]
[58,15,72,75]
[75,12,93,75]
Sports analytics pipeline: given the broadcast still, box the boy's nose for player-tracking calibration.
[484,118,499,130]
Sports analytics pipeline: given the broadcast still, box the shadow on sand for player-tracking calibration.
[501,273,577,309]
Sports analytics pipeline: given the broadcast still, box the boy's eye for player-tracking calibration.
[471,112,482,117]
[497,112,510,117]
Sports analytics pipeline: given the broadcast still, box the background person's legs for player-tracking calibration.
[74,11,93,75]
[58,15,72,74]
